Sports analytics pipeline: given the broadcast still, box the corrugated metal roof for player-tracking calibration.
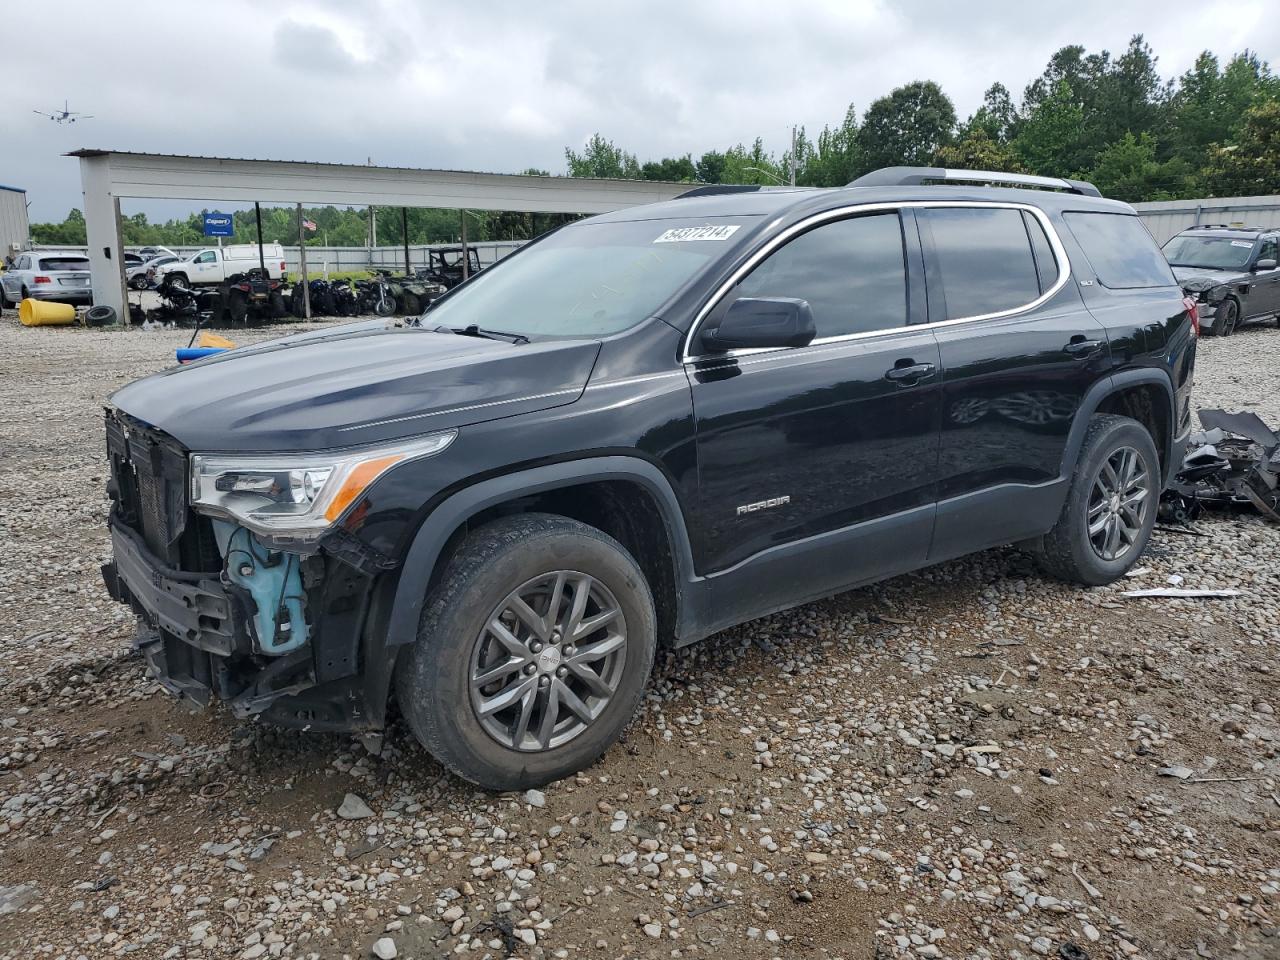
[64,148,656,186]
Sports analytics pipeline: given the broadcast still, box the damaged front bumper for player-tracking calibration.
[103,517,393,732]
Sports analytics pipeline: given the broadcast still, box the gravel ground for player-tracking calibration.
[1,312,1279,960]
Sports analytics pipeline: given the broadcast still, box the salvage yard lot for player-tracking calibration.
[1,317,1278,960]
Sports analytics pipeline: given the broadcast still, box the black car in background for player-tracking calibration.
[1163,224,1280,336]
[101,166,1196,789]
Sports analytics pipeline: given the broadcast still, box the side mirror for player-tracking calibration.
[1254,258,1277,271]
[700,297,816,352]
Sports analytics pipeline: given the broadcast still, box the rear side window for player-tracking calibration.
[924,207,1041,320]
[1063,212,1176,289]
[38,257,89,271]
[734,212,907,338]
[1022,211,1059,294]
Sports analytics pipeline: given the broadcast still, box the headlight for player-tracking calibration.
[190,431,456,539]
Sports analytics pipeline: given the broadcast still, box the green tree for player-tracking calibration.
[791,105,862,186]
[935,128,1026,173]
[565,134,641,178]
[1168,50,1280,167]
[639,155,696,181]
[720,138,786,185]
[695,150,727,183]
[857,81,957,171]
[1200,100,1280,196]
[1086,132,1192,201]
[1014,79,1085,178]
[962,83,1019,143]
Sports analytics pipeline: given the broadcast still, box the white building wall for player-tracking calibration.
[0,187,29,254]
[1133,195,1280,244]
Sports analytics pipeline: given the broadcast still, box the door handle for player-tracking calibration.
[1064,338,1102,357]
[885,361,936,384]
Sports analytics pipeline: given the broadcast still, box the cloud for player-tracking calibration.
[6,0,1278,221]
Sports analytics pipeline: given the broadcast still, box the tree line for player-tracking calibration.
[31,36,1280,248]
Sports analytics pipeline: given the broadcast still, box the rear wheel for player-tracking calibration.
[227,290,249,323]
[396,513,656,790]
[1035,414,1159,585]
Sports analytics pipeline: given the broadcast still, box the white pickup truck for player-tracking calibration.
[151,243,288,287]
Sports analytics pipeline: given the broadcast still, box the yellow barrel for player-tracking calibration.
[18,298,76,326]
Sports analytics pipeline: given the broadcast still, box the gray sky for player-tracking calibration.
[7,0,1276,222]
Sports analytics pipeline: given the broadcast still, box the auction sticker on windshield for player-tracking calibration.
[1231,240,1253,247]
[654,225,742,243]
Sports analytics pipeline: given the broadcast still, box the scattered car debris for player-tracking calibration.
[1162,409,1280,523]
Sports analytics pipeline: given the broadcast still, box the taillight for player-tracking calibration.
[280,261,286,272]
[33,275,51,284]
[1182,295,1199,338]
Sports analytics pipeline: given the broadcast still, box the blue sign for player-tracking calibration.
[202,213,233,237]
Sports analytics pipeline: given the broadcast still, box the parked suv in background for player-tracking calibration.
[101,167,1196,790]
[1163,224,1280,336]
[1,251,92,306]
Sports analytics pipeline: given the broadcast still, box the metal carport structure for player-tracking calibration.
[69,150,696,320]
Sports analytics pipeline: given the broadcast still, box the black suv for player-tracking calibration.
[101,166,1196,790]
[1163,224,1280,336]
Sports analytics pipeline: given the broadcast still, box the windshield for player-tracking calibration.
[1162,235,1255,270]
[423,216,759,337]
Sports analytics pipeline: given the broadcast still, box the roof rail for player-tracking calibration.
[674,184,764,199]
[1185,223,1267,232]
[847,166,1102,197]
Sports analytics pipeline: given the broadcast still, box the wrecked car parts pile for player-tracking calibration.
[1162,408,1280,523]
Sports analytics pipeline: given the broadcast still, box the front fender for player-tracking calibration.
[384,456,700,648]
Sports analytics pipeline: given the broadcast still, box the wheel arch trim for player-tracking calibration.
[384,456,698,648]
[1060,369,1179,488]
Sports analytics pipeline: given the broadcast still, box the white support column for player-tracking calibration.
[80,155,126,319]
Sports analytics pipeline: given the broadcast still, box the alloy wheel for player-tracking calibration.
[469,570,627,752]
[1086,445,1151,562]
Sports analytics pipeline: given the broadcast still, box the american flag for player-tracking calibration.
[302,219,317,232]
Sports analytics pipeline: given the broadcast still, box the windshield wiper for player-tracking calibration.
[446,324,530,345]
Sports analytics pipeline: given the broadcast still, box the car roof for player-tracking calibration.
[587,183,1131,225]
[1174,226,1273,240]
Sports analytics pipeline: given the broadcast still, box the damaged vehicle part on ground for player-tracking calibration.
[1160,408,1280,523]
[101,166,1196,790]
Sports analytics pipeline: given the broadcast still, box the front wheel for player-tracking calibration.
[397,513,656,790]
[374,293,396,316]
[1034,414,1160,585]
[1214,299,1239,337]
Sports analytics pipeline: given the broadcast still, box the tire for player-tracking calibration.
[227,290,249,323]
[396,513,656,790]
[268,291,286,319]
[1035,414,1160,586]
[167,273,189,290]
[1214,299,1238,337]
[374,295,395,317]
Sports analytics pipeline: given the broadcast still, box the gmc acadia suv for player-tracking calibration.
[101,166,1197,789]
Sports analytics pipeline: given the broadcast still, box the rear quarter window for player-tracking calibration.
[1063,212,1176,289]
